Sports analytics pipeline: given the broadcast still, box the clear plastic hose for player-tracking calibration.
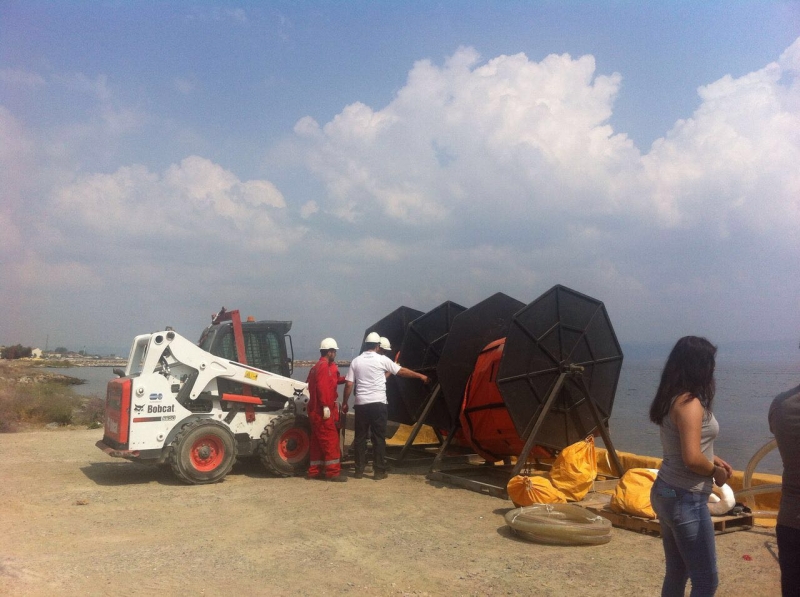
[505,504,612,546]
[735,438,780,517]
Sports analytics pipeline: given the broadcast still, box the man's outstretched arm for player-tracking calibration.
[397,367,429,384]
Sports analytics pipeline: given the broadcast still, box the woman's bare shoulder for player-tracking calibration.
[669,393,703,422]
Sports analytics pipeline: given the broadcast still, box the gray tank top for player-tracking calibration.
[658,396,718,493]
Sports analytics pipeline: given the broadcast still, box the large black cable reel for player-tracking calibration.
[361,306,424,425]
[496,285,624,453]
[395,300,466,431]
[437,292,525,434]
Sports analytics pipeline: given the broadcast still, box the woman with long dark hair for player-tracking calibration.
[649,336,733,596]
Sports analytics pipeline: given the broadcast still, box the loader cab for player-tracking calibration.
[198,320,294,377]
[198,319,296,412]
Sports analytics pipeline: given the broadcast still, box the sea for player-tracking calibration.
[50,355,797,475]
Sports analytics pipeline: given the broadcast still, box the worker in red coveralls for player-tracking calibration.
[306,337,347,482]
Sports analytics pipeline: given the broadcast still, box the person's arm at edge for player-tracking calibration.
[332,363,346,385]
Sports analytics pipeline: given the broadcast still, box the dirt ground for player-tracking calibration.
[0,428,781,597]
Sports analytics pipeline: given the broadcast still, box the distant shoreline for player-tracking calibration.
[31,357,351,369]
[294,360,350,368]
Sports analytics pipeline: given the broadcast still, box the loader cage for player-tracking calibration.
[198,320,292,377]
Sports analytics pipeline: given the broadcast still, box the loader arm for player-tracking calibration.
[129,330,308,410]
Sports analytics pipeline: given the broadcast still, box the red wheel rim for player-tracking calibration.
[278,428,309,463]
[190,435,225,471]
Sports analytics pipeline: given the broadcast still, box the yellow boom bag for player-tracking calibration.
[549,436,597,501]
[609,468,659,519]
[507,475,567,506]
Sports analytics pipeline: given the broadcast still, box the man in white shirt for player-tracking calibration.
[343,332,428,480]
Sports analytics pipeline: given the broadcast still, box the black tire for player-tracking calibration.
[259,412,311,477]
[169,420,237,485]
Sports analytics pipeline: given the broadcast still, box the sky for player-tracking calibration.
[1,1,799,360]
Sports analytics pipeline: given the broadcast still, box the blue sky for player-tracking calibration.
[1,1,799,358]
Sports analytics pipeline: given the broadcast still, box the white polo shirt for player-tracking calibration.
[345,350,401,405]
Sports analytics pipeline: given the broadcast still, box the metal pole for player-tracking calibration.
[509,370,568,478]
[397,384,441,461]
[579,378,624,477]
[428,421,460,473]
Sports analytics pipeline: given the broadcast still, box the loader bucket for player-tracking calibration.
[496,285,623,451]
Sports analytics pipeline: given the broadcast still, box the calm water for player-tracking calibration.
[609,361,796,475]
[55,361,795,474]
[44,366,117,397]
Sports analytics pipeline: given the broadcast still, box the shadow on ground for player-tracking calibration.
[80,461,182,486]
[81,456,286,486]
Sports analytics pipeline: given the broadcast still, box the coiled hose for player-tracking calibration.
[505,504,612,546]
[734,438,781,518]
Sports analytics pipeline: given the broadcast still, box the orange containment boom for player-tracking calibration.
[460,339,551,463]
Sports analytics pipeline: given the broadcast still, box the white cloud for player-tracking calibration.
[643,38,800,233]
[52,156,300,253]
[296,47,641,229]
[100,105,144,135]
[289,41,800,343]
[297,42,799,244]
[300,200,319,218]
[53,72,113,102]
[3,40,800,350]
[8,250,103,292]
[186,7,248,24]
[0,106,36,244]
[0,68,46,87]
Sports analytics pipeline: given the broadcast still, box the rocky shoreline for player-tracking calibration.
[0,360,85,386]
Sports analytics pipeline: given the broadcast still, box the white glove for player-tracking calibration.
[322,406,331,420]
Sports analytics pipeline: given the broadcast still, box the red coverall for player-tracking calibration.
[306,357,345,478]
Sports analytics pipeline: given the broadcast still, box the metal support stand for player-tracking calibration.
[578,377,624,477]
[428,421,460,471]
[509,369,570,477]
[427,365,624,498]
[386,385,450,467]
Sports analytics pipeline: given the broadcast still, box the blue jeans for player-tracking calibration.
[650,476,718,597]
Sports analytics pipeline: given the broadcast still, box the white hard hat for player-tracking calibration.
[320,337,339,350]
[365,332,381,344]
[379,337,391,351]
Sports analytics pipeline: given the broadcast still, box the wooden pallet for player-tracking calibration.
[579,491,754,537]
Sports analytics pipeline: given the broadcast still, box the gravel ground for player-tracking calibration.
[0,428,782,596]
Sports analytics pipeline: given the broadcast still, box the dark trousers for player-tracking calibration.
[777,524,800,597]
[353,402,388,474]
